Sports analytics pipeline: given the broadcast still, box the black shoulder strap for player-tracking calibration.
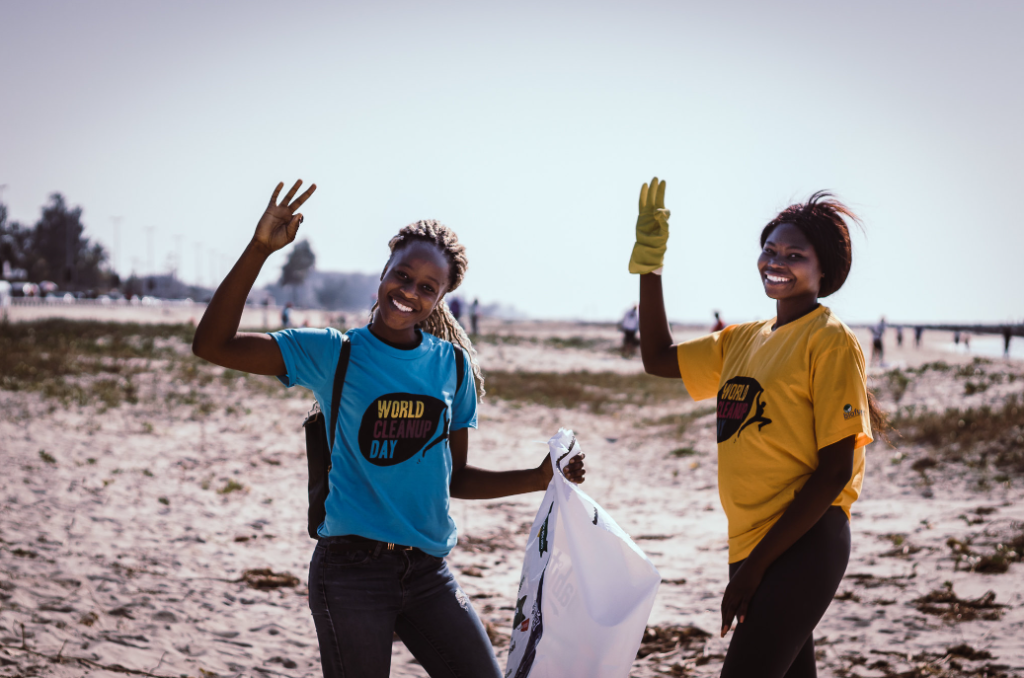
[329,334,351,451]
[454,345,465,396]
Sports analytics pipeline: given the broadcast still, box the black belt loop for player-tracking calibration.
[372,541,383,558]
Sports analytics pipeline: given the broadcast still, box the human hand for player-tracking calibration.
[252,180,317,255]
[628,177,671,274]
[720,560,764,637]
[537,451,586,488]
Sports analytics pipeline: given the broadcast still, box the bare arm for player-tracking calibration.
[448,428,586,500]
[720,435,856,636]
[192,180,316,375]
[639,273,682,378]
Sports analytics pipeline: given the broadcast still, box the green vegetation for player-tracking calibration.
[956,357,992,378]
[476,333,535,346]
[484,370,690,413]
[884,368,911,403]
[38,449,56,464]
[0,319,192,407]
[543,336,606,350]
[906,360,951,375]
[217,479,245,495]
[0,319,293,411]
[0,194,114,290]
[475,334,611,351]
[894,396,1024,474]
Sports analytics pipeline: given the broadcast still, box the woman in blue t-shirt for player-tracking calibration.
[192,180,586,678]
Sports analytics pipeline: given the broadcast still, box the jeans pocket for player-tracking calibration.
[325,548,374,567]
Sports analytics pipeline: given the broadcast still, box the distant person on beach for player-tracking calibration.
[191,180,585,678]
[448,295,462,326]
[620,303,640,357]
[281,301,293,328]
[712,310,726,332]
[1005,327,1013,358]
[914,326,923,349]
[954,330,961,350]
[470,297,480,336]
[628,179,883,678]
[896,326,903,348]
[871,316,886,364]
[963,333,970,352]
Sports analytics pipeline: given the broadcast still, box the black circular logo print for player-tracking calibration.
[716,376,772,443]
[357,392,449,466]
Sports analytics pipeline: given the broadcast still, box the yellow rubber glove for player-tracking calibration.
[628,177,671,274]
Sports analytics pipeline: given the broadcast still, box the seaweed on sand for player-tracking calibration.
[911,582,1008,622]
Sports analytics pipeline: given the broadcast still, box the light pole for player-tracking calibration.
[195,242,203,288]
[172,234,184,282]
[111,216,122,278]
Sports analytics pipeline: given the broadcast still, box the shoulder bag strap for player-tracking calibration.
[454,344,465,396]
[329,334,351,451]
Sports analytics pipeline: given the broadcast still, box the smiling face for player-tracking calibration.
[757,223,823,302]
[374,240,452,340]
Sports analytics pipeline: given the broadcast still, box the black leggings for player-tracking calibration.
[720,506,851,678]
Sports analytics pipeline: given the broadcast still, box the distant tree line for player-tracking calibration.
[0,194,114,291]
[268,239,380,311]
[2,194,377,308]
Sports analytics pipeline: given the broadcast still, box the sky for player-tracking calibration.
[1,0,1021,324]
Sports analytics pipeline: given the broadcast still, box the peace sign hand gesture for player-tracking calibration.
[252,180,317,255]
[628,176,672,275]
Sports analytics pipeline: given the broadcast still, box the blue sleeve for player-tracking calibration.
[450,348,478,431]
[269,327,343,392]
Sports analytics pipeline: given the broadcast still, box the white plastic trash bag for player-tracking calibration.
[505,429,661,678]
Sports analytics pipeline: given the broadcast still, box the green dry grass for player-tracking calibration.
[476,333,610,351]
[893,396,1024,475]
[484,370,690,413]
[0,319,291,411]
[0,318,191,407]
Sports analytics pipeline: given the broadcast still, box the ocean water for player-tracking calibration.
[943,335,1022,361]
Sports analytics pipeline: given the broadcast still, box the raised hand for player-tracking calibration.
[628,177,672,274]
[252,180,317,254]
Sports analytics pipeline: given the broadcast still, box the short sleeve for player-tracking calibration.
[450,348,478,431]
[810,339,874,450]
[269,327,343,392]
[676,328,730,401]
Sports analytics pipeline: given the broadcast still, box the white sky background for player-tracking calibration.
[1,0,1021,324]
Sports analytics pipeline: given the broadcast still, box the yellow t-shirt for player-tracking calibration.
[677,305,872,563]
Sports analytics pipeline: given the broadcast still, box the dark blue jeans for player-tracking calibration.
[308,537,502,678]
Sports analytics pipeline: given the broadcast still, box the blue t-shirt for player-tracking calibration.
[271,325,477,556]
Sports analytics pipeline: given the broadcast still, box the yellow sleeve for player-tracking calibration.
[810,338,874,450]
[676,328,729,401]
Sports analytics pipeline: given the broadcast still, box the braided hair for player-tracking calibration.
[370,219,485,400]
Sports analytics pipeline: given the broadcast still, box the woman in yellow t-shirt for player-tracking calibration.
[628,178,882,678]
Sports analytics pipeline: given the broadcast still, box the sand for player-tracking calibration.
[1,314,1022,677]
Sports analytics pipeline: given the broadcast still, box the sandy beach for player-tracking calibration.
[2,312,1022,677]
